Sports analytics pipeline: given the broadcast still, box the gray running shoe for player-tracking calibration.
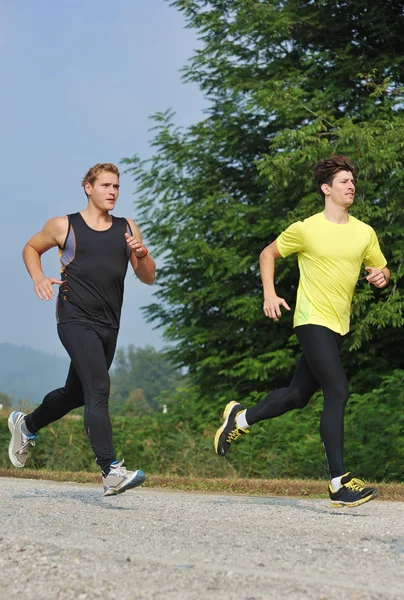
[8,411,37,468]
[103,460,145,497]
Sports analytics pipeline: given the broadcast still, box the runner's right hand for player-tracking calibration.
[33,276,63,301]
[263,295,291,322]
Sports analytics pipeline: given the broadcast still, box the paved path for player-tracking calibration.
[0,476,403,599]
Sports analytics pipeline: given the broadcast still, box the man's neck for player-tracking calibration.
[323,202,349,224]
[80,205,112,230]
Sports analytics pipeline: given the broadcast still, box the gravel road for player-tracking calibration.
[0,476,403,600]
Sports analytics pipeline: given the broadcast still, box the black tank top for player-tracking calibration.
[56,212,131,328]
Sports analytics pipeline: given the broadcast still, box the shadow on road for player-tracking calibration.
[212,496,369,517]
[11,488,136,510]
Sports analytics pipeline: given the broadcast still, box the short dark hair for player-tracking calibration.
[314,155,356,201]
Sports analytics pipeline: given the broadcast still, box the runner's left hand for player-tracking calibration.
[125,233,148,258]
[365,267,388,288]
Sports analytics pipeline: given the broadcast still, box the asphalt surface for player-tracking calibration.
[0,476,403,600]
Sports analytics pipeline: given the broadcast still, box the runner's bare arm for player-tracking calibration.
[260,240,291,321]
[22,217,67,300]
[125,217,156,285]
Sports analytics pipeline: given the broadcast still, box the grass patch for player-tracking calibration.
[1,468,403,501]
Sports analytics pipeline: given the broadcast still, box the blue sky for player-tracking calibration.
[0,0,205,356]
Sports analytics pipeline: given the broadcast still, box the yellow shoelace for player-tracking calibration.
[345,477,366,491]
[226,427,247,443]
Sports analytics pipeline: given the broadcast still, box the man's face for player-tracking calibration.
[85,171,120,211]
[322,170,355,208]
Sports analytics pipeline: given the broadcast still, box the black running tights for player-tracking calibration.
[245,324,349,478]
[25,322,118,472]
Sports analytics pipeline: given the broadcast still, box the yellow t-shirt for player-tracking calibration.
[276,212,387,335]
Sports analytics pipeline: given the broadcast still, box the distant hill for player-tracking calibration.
[0,343,70,407]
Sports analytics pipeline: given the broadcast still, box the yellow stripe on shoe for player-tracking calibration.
[214,401,248,456]
[328,472,377,508]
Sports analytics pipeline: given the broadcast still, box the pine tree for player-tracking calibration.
[124,0,404,406]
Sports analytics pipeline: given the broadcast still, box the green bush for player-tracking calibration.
[1,373,402,482]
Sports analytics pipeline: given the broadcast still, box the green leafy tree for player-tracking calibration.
[121,388,152,417]
[0,392,12,411]
[123,0,404,410]
[110,345,185,413]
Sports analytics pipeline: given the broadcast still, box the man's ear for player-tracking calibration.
[84,181,92,196]
[321,183,330,196]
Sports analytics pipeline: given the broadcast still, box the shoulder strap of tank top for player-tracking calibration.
[122,217,133,236]
[66,212,82,227]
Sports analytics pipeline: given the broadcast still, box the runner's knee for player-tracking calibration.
[288,388,311,410]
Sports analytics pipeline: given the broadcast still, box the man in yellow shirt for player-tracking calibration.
[215,155,389,507]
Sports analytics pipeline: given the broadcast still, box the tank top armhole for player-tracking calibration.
[124,218,133,236]
[60,216,71,251]
[124,218,133,259]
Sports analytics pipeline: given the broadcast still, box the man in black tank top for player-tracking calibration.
[8,163,156,496]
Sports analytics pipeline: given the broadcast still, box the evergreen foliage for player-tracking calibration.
[123,0,404,412]
[110,345,186,414]
[1,369,403,481]
[3,2,401,484]
[0,393,12,411]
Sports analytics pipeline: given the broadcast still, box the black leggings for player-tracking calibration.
[246,324,349,478]
[25,322,118,472]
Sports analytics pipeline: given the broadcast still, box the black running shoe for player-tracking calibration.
[329,473,377,508]
[214,401,249,456]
